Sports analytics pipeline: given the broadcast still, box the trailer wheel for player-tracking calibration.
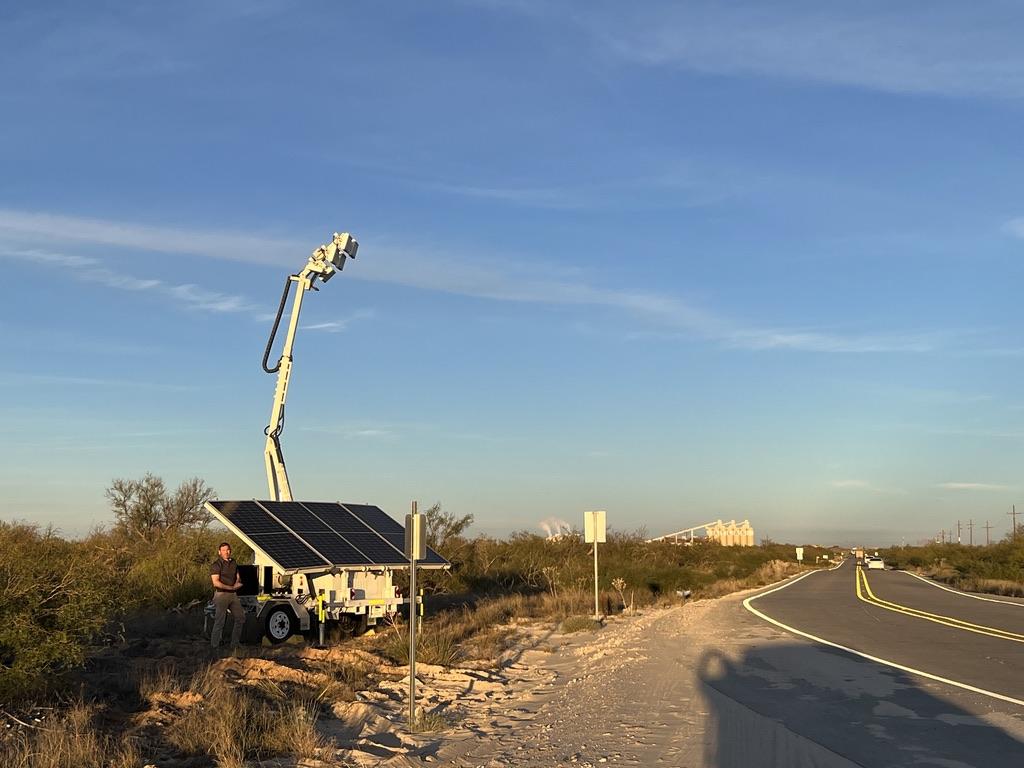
[264,606,294,644]
[352,614,369,637]
[338,613,369,637]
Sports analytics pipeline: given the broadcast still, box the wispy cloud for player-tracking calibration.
[419,164,735,211]
[299,424,396,439]
[1002,217,1024,240]
[302,309,375,334]
[937,482,1014,492]
[0,372,201,392]
[561,2,1024,99]
[0,207,951,354]
[0,209,297,266]
[1,246,261,316]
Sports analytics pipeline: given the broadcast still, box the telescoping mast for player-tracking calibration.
[261,232,358,502]
[203,232,448,645]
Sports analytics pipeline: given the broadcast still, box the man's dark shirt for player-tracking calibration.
[210,557,238,592]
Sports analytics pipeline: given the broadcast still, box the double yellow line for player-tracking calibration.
[856,567,1024,643]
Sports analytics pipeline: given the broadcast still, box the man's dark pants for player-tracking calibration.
[211,592,245,648]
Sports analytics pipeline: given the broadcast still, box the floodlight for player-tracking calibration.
[310,232,359,283]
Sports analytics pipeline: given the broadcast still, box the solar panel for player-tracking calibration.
[298,501,367,532]
[307,533,375,566]
[263,503,333,534]
[209,500,288,534]
[380,533,448,565]
[342,503,405,535]
[246,533,328,569]
[207,499,449,570]
[340,530,407,564]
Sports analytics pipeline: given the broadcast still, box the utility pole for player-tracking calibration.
[967,519,974,547]
[956,520,962,544]
[984,520,992,546]
[1010,505,1018,541]
[940,529,946,544]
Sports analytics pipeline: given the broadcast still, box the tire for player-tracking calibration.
[336,613,370,637]
[263,606,294,644]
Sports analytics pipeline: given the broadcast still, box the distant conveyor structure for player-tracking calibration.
[647,519,756,546]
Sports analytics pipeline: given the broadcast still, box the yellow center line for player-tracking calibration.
[856,567,1024,643]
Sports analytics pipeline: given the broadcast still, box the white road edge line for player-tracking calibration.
[898,570,1024,607]
[743,564,1024,708]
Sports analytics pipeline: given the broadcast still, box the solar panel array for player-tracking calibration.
[209,499,448,570]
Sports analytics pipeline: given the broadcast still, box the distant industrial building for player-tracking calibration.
[647,519,756,547]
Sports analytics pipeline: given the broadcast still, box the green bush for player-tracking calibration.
[881,536,1024,591]
[0,522,120,702]
[0,474,251,703]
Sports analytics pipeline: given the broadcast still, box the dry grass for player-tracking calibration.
[698,559,800,598]
[166,665,326,767]
[408,710,450,733]
[0,703,140,768]
[136,660,182,700]
[559,615,602,633]
[929,573,1024,597]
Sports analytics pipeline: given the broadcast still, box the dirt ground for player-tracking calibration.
[69,589,874,767]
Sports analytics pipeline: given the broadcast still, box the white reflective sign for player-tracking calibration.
[584,510,606,543]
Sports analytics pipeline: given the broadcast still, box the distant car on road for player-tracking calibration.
[866,556,885,570]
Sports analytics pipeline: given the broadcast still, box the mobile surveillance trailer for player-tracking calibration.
[205,233,448,644]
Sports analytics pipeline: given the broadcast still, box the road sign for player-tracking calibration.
[405,511,425,561]
[584,510,606,543]
[796,547,804,562]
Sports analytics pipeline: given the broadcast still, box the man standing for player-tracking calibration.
[210,542,245,650]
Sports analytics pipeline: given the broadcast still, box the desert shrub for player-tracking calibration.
[0,523,121,702]
[0,701,139,768]
[167,669,324,766]
[881,536,1024,594]
[559,615,602,633]
[0,474,252,703]
[421,527,819,606]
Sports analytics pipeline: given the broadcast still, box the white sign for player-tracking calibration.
[584,510,606,543]
[795,547,804,562]
[405,513,425,561]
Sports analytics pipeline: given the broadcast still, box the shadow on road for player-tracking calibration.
[698,645,1024,768]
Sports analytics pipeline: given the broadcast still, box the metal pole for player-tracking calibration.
[409,500,417,726]
[593,541,599,619]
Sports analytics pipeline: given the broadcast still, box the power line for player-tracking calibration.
[984,520,992,547]
[967,519,974,547]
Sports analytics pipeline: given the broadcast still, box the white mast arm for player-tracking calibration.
[263,232,358,502]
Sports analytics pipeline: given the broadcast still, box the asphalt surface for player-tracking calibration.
[753,559,1024,703]
[441,563,1024,767]
[721,559,1024,765]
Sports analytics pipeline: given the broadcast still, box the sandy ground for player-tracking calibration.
[90,581,1024,766]
[322,600,733,767]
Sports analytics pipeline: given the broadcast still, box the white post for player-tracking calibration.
[584,510,606,621]
[405,501,426,727]
[408,500,417,726]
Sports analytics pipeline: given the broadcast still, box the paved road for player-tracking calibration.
[442,564,1024,767]
[752,559,1024,704]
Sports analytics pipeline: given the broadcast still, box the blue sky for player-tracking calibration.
[3,1,1024,545]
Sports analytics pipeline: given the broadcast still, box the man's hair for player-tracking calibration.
[218,542,231,550]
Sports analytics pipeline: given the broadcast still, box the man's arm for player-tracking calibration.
[211,574,242,591]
